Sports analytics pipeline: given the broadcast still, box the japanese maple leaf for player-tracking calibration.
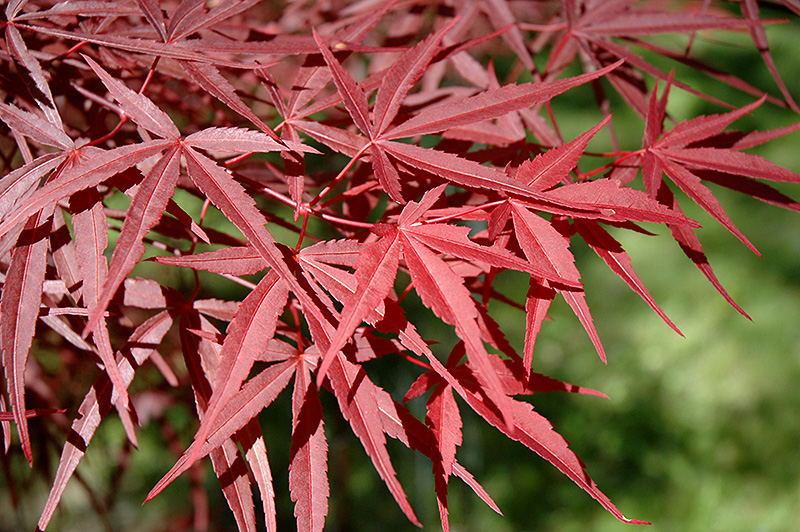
[537,0,785,118]
[312,25,624,203]
[0,55,317,338]
[636,82,800,310]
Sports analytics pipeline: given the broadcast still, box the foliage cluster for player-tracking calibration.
[1,0,799,530]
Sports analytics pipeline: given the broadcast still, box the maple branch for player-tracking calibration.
[309,141,373,208]
[421,200,506,225]
[583,149,645,179]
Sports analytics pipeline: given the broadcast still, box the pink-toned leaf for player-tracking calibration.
[581,11,746,36]
[6,25,63,130]
[0,408,65,421]
[155,245,266,276]
[238,417,277,532]
[146,359,297,502]
[385,61,622,139]
[0,102,72,150]
[398,184,447,226]
[657,184,749,317]
[369,143,404,203]
[523,280,555,377]
[85,146,182,336]
[135,0,168,41]
[317,231,401,385]
[72,188,133,433]
[181,146,329,338]
[0,153,63,222]
[0,140,173,240]
[293,119,369,157]
[481,0,535,70]
[38,310,174,531]
[209,438,257,532]
[312,29,374,138]
[427,383,461,532]
[184,127,314,155]
[191,270,288,475]
[1,207,51,464]
[519,117,610,191]
[405,223,576,287]
[379,140,549,201]
[290,354,329,532]
[84,55,179,139]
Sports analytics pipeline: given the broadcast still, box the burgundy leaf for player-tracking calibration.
[518,117,610,191]
[1,207,51,463]
[316,231,401,385]
[290,354,329,532]
[38,310,174,531]
[84,55,180,139]
[85,146,182,336]
[385,61,622,139]
[313,29,374,138]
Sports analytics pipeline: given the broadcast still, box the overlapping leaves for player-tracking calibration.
[0,1,798,532]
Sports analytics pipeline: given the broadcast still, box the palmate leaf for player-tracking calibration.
[315,232,401,385]
[400,229,516,428]
[290,353,328,532]
[1,205,51,464]
[510,202,606,362]
[575,219,681,334]
[426,382,462,532]
[147,271,289,499]
[384,61,623,140]
[38,310,174,531]
[3,2,798,531]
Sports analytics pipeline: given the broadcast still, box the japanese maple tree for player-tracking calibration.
[1,0,798,530]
